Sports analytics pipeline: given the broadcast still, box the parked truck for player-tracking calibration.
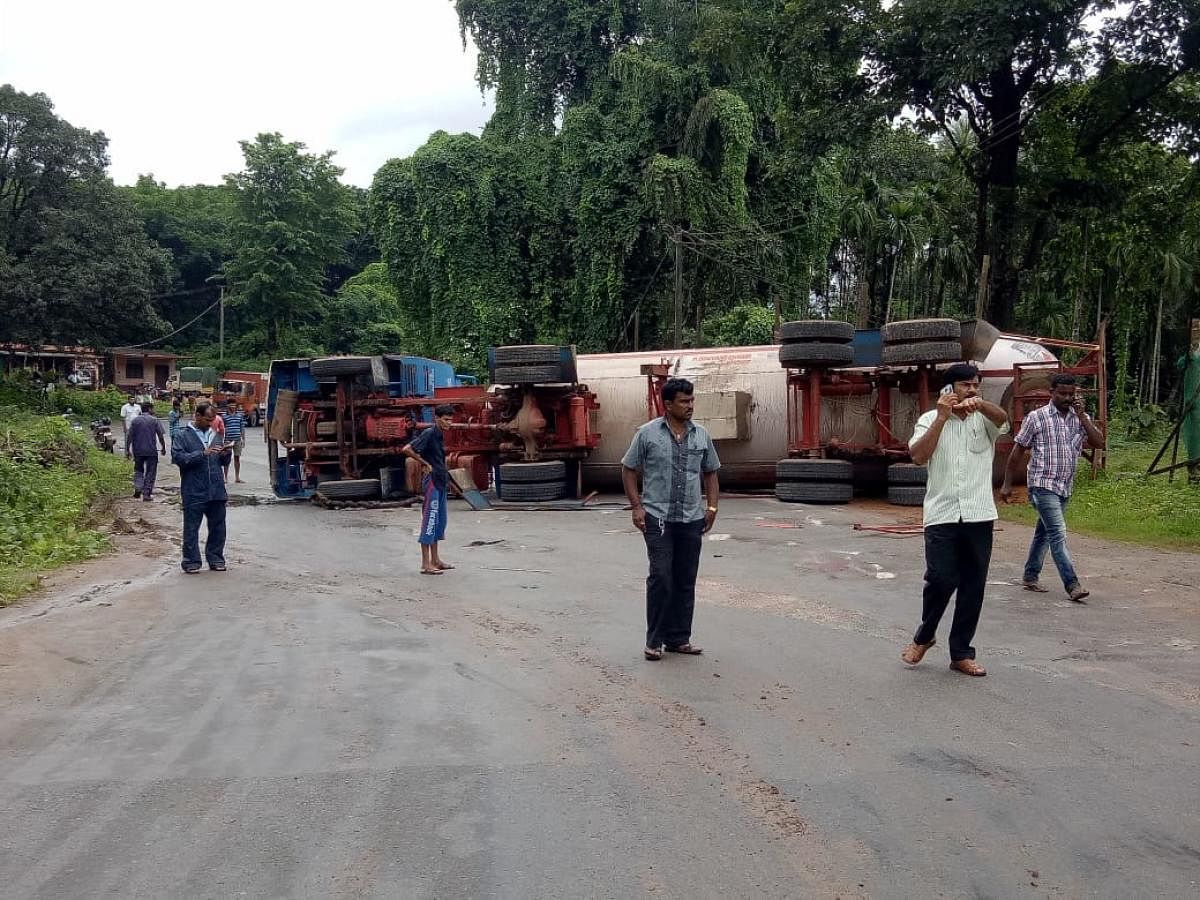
[213,371,268,427]
[167,365,218,397]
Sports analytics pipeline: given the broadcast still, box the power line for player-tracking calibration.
[112,295,223,351]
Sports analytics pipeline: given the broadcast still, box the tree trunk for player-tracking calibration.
[983,71,1023,331]
[1150,287,1165,404]
[884,250,899,324]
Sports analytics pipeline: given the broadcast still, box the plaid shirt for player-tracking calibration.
[1015,403,1086,497]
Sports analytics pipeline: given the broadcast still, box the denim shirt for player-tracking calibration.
[622,417,721,523]
[171,425,230,506]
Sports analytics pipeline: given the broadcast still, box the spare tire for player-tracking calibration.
[316,478,380,500]
[887,463,928,484]
[498,480,566,502]
[778,342,854,369]
[310,355,388,388]
[776,481,853,504]
[881,341,962,367]
[887,484,926,506]
[779,320,854,343]
[493,364,567,385]
[494,345,564,367]
[881,318,961,344]
[776,458,854,483]
[499,460,567,483]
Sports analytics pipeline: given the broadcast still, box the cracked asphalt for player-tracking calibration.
[0,446,1197,898]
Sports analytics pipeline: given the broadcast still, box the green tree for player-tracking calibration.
[0,85,170,346]
[224,133,357,354]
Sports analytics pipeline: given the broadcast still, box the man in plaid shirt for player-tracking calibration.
[1001,374,1106,602]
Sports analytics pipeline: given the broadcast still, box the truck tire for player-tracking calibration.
[499,460,567,483]
[881,318,961,344]
[498,480,566,502]
[778,342,854,369]
[779,320,854,343]
[887,463,928,484]
[776,458,853,483]
[775,481,853,504]
[315,478,380,500]
[310,355,389,388]
[493,364,567,385]
[887,484,926,506]
[494,345,565,367]
[880,341,962,367]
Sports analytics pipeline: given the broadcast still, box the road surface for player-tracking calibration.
[2,434,1198,897]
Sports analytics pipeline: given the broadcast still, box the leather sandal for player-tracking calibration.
[949,659,987,677]
[1067,585,1090,603]
[644,647,664,661]
[900,640,935,666]
[1021,580,1049,593]
[666,643,703,655]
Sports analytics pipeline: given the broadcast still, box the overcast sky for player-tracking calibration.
[0,0,494,187]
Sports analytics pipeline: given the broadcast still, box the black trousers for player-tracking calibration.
[182,500,227,571]
[642,516,705,649]
[914,521,994,661]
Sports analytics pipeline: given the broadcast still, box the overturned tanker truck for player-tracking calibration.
[265,348,599,503]
[578,318,1107,506]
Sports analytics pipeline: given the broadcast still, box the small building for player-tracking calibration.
[106,349,181,392]
[0,343,105,387]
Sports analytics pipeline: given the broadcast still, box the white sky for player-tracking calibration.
[0,0,494,187]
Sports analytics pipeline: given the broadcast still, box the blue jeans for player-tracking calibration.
[182,500,227,571]
[1023,488,1079,590]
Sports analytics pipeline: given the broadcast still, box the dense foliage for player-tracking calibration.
[0,85,172,346]
[3,1,1198,411]
[0,406,129,602]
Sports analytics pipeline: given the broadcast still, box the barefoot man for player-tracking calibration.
[403,405,455,575]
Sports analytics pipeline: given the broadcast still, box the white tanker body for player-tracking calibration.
[577,335,1055,490]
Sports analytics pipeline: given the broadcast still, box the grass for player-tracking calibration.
[0,408,131,604]
[998,430,1200,551]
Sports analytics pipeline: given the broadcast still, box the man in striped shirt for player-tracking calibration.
[1000,374,1105,602]
[219,403,247,484]
[901,363,1009,677]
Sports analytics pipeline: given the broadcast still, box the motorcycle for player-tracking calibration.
[90,417,117,453]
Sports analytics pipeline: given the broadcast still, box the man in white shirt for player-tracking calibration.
[119,394,141,459]
[901,363,1009,677]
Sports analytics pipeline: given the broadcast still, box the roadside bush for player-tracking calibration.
[0,373,125,421]
[0,410,129,604]
[50,386,127,422]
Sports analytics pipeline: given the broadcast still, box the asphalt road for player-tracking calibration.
[1,437,1198,898]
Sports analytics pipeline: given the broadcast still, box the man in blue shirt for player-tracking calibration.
[622,378,721,661]
[402,405,455,575]
[171,401,232,573]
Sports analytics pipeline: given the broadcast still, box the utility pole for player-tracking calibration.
[673,228,684,349]
[218,285,225,362]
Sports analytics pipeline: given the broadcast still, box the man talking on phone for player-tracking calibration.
[171,400,232,573]
[901,364,1008,677]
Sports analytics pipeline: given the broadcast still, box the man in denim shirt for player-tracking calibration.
[171,401,232,573]
[622,378,721,661]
